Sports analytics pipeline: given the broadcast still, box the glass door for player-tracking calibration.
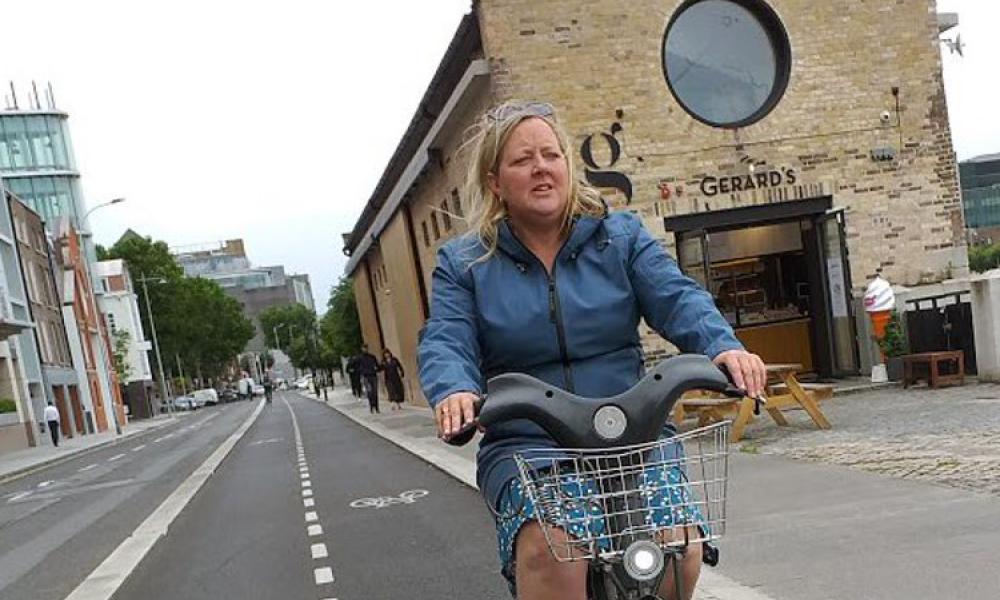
[817,210,859,375]
[676,229,709,288]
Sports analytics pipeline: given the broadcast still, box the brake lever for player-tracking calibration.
[723,386,768,416]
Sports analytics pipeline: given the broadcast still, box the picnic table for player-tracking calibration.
[674,363,833,442]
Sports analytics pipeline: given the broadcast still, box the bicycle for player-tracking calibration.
[451,354,757,600]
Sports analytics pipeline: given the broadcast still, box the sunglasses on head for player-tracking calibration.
[486,101,555,122]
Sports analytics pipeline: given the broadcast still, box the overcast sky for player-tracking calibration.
[0,0,993,312]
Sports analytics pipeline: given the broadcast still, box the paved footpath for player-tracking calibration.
[306,384,1000,600]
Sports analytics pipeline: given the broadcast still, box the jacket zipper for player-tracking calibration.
[501,233,576,393]
[546,266,575,393]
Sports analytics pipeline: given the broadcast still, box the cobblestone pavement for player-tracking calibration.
[732,381,1000,497]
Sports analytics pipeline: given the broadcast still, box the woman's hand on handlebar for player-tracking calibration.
[713,349,767,399]
[435,391,480,440]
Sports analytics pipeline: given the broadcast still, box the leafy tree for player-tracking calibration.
[110,329,133,383]
[969,242,1000,273]
[321,277,363,362]
[104,234,253,381]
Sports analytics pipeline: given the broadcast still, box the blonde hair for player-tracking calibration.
[461,99,605,261]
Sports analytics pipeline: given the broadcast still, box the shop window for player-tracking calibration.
[662,0,791,128]
[431,213,441,240]
[451,189,463,217]
[421,221,430,247]
[439,200,452,231]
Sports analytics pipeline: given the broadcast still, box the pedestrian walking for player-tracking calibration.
[346,355,363,399]
[357,345,381,414]
[381,348,406,410]
[43,402,61,447]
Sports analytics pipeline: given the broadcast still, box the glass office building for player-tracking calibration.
[960,154,1000,231]
[0,110,86,226]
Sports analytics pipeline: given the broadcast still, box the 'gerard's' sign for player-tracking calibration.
[700,168,797,196]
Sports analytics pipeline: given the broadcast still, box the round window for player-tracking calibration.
[662,0,791,128]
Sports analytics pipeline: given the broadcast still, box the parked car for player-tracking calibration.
[191,388,219,406]
[252,384,265,396]
[219,388,238,403]
[294,376,312,390]
[170,395,198,411]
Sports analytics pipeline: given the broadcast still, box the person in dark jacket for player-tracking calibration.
[356,345,381,414]
[381,348,406,410]
[418,100,766,600]
[346,355,363,399]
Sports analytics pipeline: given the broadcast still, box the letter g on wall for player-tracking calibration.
[580,120,634,204]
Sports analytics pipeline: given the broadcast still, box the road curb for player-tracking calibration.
[0,416,184,485]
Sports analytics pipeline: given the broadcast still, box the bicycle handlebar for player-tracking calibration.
[446,354,747,448]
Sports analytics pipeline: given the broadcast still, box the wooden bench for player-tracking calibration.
[901,351,965,389]
[768,383,834,401]
[674,396,740,427]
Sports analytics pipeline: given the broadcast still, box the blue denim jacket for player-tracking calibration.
[418,210,742,507]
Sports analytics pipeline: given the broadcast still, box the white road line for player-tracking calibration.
[79,464,97,472]
[311,543,328,559]
[301,480,311,488]
[314,567,334,585]
[307,524,323,537]
[300,473,309,479]
[8,491,32,503]
[305,511,318,522]
[108,454,125,462]
[302,489,313,497]
[65,399,267,600]
[38,480,54,488]
[303,498,315,508]
[132,445,146,452]
[153,436,167,443]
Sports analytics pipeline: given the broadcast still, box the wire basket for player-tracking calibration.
[513,421,729,562]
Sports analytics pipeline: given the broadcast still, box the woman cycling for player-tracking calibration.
[418,100,766,600]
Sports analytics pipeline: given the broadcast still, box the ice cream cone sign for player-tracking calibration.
[864,272,895,342]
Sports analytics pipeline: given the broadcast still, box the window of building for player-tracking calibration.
[421,221,430,247]
[451,189,463,217]
[440,200,452,231]
[431,213,441,240]
[662,0,790,128]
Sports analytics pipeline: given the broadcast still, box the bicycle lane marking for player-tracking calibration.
[283,396,336,592]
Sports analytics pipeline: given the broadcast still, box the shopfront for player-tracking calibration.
[666,197,858,379]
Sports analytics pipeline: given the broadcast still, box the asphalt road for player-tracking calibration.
[115,391,509,600]
[0,400,257,600]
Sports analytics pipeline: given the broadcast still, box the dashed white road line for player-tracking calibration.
[7,491,32,503]
[307,524,323,537]
[303,498,315,508]
[302,489,313,498]
[314,567,334,585]
[305,511,318,522]
[108,454,126,462]
[38,480,54,488]
[79,464,97,472]
[311,543,328,559]
[302,480,312,488]
[132,445,146,452]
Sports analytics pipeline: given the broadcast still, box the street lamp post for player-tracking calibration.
[139,273,171,416]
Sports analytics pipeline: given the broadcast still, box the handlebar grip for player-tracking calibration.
[443,423,478,446]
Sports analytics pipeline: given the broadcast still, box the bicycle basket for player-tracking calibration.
[513,421,729,562]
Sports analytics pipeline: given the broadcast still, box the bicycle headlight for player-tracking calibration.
[623,540,664,582]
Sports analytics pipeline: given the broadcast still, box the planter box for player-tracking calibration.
[0,412,21,427]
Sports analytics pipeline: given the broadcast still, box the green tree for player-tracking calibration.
[321,277,363,362]
[969,242,1000,273]
[110,329,133,383]
[104,234,253,381]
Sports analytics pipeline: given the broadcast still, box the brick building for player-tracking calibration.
[343,0,966,403]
